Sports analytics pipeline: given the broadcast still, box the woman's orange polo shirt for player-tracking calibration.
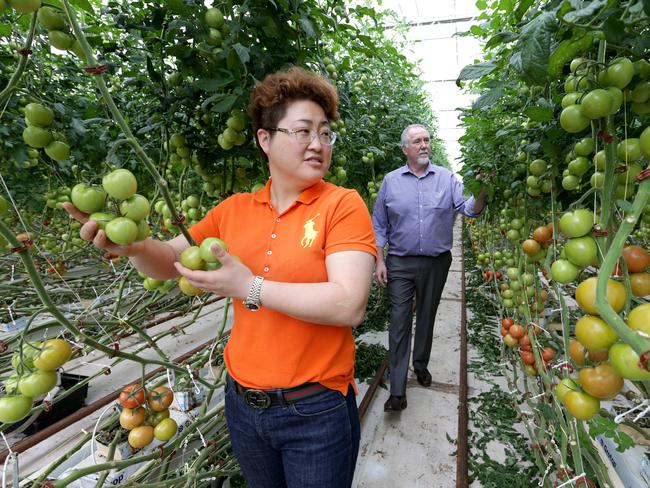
[189,179,376,395]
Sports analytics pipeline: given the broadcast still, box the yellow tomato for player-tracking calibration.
[575,277,626,315]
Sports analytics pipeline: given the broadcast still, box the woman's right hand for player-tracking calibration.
[62,202,146,257]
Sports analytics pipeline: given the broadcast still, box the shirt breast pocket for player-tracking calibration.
[423,190,447,208]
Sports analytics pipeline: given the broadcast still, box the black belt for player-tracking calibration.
[232,377,328,409]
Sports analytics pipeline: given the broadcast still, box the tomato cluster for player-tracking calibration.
[0,338,72,424]
[118,384,178,449]
[177,237,230,296]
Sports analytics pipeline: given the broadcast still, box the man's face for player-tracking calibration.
[402,127,431,166]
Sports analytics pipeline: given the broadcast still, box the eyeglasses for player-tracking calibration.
[267,127,337,146]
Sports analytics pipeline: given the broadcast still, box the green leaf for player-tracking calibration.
[536,403,554,422]
[193,74,234,92]
[472,82,506,110]
[485,32,518,49]
[524,106,554,122]
[232,43,250,65]
[563,0,608,22]
[298,16,316,37]
[211,95,239,113]
[456,62,497,87]
[0,24,11,37]
[602,13,626,45]
[70,0,94,14]
[511,12,557,84]
[644,0,650,15]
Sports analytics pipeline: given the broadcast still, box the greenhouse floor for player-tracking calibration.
[353,219,468,487]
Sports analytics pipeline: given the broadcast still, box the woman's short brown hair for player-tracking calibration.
[248,66,339,158]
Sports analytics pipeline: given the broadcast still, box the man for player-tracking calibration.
[372,124,486,412]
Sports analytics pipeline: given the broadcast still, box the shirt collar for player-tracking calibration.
[253,178,325,205]
[400,163,436,176]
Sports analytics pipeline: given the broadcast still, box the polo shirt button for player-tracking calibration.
[263,266,270,272]
[267,250,272,255]
[271,233,277,238]
[276,218,281,222]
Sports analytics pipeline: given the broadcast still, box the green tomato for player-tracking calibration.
[23,126,52,148]
[562,175,579,191]
[593,150,606,171]
[18,370,57,397]
[24,102,54,127]
[119,194,150,221]
[180,246,205,270]
[579,89,612,119]
[136,220,150,241]
[617,138,642,162]
[573,137,594,156]
[102,169,137,201]
[640,126,650,158]
[555,377,579,403]
[154,417,178,441]
[550,259,580,284]
[37,6,64,29]
[89,212,114,230]
[71,184,106,214]
[563,390,600,420]
[568,156,590,176]
[528,159,546,176]
[105,217,138,245]
[559,209,593,238]
[590,172,605,189]
[11,342,41,372]
[199,237,229,264]
[608,342,650,381]
[564,236,597,267]
[605,57,634,89]
[0,395,34,423]
[560,105,590,133]
[8,0,41,13]
[44,141,70,161]
[561,92,582,108]
[48,30,74,50]
[606,87,623,114]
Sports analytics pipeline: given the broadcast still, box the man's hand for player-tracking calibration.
[375,259,387,288]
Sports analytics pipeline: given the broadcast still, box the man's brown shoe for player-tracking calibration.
[415,368,432,387]
[384,395,407,412]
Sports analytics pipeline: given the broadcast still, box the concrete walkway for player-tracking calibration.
[353,219,464,487]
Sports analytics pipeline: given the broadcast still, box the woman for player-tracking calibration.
[65,66,376,487]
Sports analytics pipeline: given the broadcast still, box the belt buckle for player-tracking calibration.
[243,389,272,409]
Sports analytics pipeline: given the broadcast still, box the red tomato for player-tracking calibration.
[119,384,145,408]
[578,364,623,399]
[622,245,650,272]
[147,386,173,412]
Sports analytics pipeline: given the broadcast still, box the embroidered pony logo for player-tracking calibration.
[300,214,320,248]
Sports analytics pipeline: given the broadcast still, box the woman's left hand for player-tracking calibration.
[174,243,254,299]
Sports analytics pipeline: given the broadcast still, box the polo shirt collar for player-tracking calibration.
[252,178,325,205]
[401,163,435,176]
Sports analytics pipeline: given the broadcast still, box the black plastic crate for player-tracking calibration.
[8,373,89,436]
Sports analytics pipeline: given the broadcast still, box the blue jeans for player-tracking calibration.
[224,375,360,488]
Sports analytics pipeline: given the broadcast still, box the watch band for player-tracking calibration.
[243,275,264,311]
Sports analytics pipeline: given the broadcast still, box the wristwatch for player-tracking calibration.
[243,275,264,311]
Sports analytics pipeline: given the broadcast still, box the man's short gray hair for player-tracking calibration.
[400,124,429,147]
